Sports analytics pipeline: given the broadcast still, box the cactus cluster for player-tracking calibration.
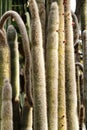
[0,0,87,130]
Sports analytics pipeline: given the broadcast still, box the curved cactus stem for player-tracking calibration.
[0,10,33,106]
[75,62,83,72]
[74,40,82,49]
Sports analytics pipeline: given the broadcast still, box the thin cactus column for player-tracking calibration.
[29,0,48,130]
[81,0,87,31]
[25,12,31,44]
[81,0,87,129]
[79,105,86,130]
[7,25,20,130]
[64,0,79,129]
[71,11,79,44]
[0,29,10,128]
[1,79,13,130]
[0,0,2,17]
[58,0,67,130]
[36,0,46,49]
[46,2,59,130]
[82,30,87,128]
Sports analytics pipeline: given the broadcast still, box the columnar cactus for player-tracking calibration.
[82,30,87,128]
[7,25,20,130]
[0,29,10,127]
[46,2,59,130]
[79,104,86,130]
[0,0,2,17]
[21,99,33,130]
[58,0,67,130]
[71,11,79,44]
[64,0,79,129]
[7,25,19,103]
[81,0,87,31]
[36,0,46,49]
[29,0,48,130]
[1,79,13,130]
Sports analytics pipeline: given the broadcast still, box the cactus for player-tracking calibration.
[1,79,13,130]
[36,0,46,49]
[0,0,2,17]
[46,0,51,14]
[75,62,83,72]
[58,0,67,130]
[25,12,31,44]
[0,10,33,106]
[0,29,10,128]
[71,11,79,44]
[79,104,86,130]
[76,63,81,116]
[7,25,20,130]
[82,30,87,128]
[81,0,87,31]
[46,2,58,130]
[64,0,79,129]
[7,25,19,103]
[21,98,33,130]
[29,0,48,130]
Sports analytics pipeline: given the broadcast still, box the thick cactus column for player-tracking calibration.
[29,0,48,130]
[64,0,79,130]
[46,2,59,130]
[58,0,67,130]
[1,79,13,130]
